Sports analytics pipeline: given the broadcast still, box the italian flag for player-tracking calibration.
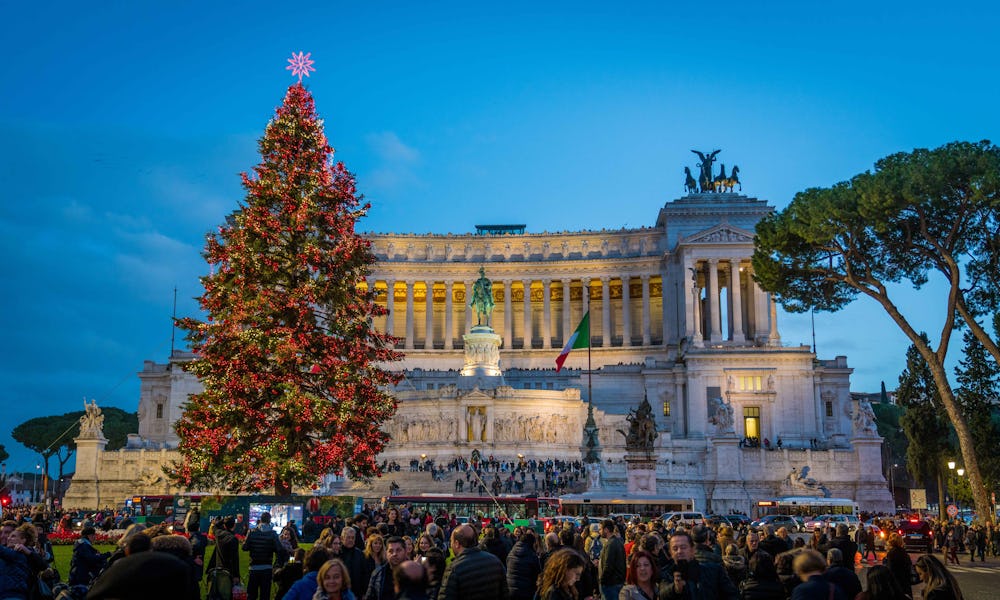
[555,311,590,372]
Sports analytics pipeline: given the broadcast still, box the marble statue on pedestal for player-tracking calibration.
[79,399,105,439]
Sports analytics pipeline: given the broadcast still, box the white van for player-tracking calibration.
[660,511,707,527]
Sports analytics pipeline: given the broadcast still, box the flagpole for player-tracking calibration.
[583,310,599,465]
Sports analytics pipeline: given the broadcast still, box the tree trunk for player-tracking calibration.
[274,481,292,496]
[918,345,992,523]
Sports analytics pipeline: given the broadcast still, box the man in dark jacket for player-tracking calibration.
[364,536,408,600]
[791,550,846,600]
[659,531,738,600]
[822,549,860,600]
[69,526,110,586]
[598,519,626,600]
[826,525,857,570]
[394,560,430,600]
[207,517,241,585]
[506,531,541,600]
[341,525,369,598]
[758,525,790,559]
[438,524,508,600]
[242,512,287,600]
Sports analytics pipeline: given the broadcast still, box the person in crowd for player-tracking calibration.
[415,533,436,558]
[84,549,194,600]
[882,533,912,599]
[758,526,787,559]
[0,523,39,600]
[315,558,357,600]
[658,531,738,600]
[419,548,446,600]
[790,550,845,600]
[242,512,287,600]
[739,533,760,565]
[275,547,306,599]
[150,533,201,600]
[692,526,721,565]
[855,565,910,600]
[341,526,369,598]
[721,544,746,590]
[739,551,784,600]
[384,509,406,538]
[69,525,110,586]
[438,523,508,600]
[282,546,331,600]
[537,548,587,600]
[363,535,408,600]
[106,523,148,567]
[619,549,660,600]
[507,530,542,600]
[363,534,387,588]
[915,554,964,600]
[188,518,209,583]
[598,519,626,600]
[392,560,428,600]
[207,517,241,588]
[480,525,510,565]
[823,548,860,600]
[826,526,857,569]
[807,528,826,552]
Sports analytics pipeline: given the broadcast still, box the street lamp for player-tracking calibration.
[948,461,956,470]
[33,464,40,503]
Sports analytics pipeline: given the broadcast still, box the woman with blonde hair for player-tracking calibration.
[538,548,587,600]
[314,558,355,600]
[915,554,963,600]
[883,533,912,598]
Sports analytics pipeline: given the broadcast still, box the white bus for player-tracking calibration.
[753,497,859,520]
[558,493,695,518]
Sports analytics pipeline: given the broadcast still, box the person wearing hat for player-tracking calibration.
[70,526,110,586]
[242,512,287,600]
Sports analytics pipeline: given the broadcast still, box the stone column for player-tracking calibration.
[621,276,632,347]
[541,279,552,349]
[601,277,611,347]
[729,260,745,342]
[768,293,782,346]
[708,259,722,342]
[503,279,513,347]
[684,256,697,342]
[562,279,572,344]
[444,280,454,350]
[641,275,651,346]
[404,280,415,350]
[522,279,533,349]
[691,265,704,348]
[385,279,395,339]
[424,281,434,349]
[675,381,687,437]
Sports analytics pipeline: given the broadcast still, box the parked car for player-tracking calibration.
[661,512,707,527]
[751,514,802,532]
[724,514,752,527]
[542,515,583,532]
[896,518,933,553]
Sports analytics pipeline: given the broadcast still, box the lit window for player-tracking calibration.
[743,406,761,438]
[663,401,671,417]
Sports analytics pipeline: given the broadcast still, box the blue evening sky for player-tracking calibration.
[1,1,997,473]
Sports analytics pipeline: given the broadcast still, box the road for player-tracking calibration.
[854,550,998,600]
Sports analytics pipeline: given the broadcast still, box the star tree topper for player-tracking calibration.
[286,51,316,82]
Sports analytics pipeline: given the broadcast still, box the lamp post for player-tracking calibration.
[33,464,40,503]
[889,463,898,509]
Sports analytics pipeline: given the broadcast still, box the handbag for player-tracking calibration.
[206,539,234,600]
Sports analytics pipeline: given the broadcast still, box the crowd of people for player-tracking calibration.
[0,501,979,600]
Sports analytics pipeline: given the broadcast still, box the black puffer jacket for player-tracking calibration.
[438,546,509,600]
[506,539,541,600]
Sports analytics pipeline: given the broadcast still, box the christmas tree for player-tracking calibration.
[171,80,401,494]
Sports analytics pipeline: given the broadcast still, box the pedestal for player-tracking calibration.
[62,435,108,509]
[625,455,657,495]
[461,326,503,377]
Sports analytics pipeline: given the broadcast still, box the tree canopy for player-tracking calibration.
[753,140,1000,520]
[171,83,401,495]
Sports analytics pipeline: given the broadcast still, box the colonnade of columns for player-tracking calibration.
[371,275,663,350]
[685,258,776,347]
